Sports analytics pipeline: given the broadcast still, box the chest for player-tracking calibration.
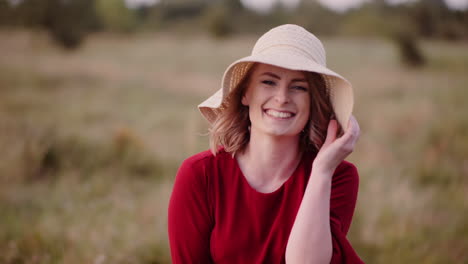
[209,172,306,263]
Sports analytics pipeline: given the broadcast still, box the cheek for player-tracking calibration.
[242,85,260,106]
[245,89,264,107]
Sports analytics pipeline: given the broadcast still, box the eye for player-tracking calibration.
[261,80,276,86]
[291,85,308,92]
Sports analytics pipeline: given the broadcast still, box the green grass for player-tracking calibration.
[1,29,467,263]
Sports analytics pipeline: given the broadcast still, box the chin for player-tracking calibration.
[264,128,302,138]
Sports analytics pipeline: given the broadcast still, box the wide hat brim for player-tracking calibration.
[198,51,354,131]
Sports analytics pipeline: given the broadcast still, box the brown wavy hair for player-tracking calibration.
[209,63,334,156]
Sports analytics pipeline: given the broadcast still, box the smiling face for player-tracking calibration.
[242,63,311,139]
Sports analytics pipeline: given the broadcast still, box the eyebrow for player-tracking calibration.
[260,72,307,83]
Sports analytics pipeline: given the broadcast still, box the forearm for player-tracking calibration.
[285,166,333,264]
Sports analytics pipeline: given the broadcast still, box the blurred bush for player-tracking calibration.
[0,123,166,183]
[202,4,233,38]
[0,0,98,49]
[1,0,468,49]
[0,230,66,264]
[393,31,426,68]
[340,9,384,36]
[95,0,139,33]
[43,0,97,49]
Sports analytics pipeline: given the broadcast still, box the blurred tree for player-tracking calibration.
[0,0,98,49]
[0,0,9,24]
[2,0,467,41]
[224,0,244,14]
[158,2,206,21]
[202,4,232,38]
[201,0,248,37]
[341,7,387,36]
[95,0,139,33]
[393,31,426,67]
[288,1,344,36]
[0,0,47,26]
[43,0,98,49]
[0,0,16,24]
[406,0,468,40]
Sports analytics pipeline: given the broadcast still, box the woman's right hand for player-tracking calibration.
[312,116,360,175]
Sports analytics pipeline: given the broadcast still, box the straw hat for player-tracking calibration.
[198,24,353,131]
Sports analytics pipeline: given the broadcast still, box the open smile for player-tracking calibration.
[264,109,296,119]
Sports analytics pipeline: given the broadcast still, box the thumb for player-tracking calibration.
[323,119,338,147]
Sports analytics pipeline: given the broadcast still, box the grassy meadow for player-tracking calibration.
[1,29,467,263]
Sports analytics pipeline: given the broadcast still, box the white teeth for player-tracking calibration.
[266,109,292,118]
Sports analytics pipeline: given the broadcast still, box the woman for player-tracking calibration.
[168,24,363,263]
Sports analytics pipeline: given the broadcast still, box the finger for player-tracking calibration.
[323,119,338,147]
[335,116,360,146]
[347,115,360,142]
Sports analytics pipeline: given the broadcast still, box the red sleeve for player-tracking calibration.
[329,161,365,264]
[168,157,214,264]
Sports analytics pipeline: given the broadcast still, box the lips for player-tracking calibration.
[264,109,295,119]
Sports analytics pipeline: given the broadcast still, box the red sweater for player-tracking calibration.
[168,149,364,264]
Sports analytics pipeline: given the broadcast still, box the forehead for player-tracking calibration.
[251,63,307,80]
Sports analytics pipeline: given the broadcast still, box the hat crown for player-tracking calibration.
[251,24,327,67]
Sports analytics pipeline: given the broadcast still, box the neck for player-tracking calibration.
[236,130,302,191]
[247,131,301,166]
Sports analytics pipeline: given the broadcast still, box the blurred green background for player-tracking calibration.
[1,0,467,263]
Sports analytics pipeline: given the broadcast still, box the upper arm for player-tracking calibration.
[330,161,359,234]
[329,161,364,264]
[168,158,214,264]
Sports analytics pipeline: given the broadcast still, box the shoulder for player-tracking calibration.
[179,149,230,170]
[335,160,358,176]
[330,161,360,233]
[174,149,232,199]
[173,150,215,195]
[181,149,215,168]
[177,149,232,181]
[332,160,359,189]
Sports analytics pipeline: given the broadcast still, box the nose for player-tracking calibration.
[274,85,289,104]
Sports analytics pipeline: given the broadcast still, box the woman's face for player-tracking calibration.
[242,63,311,138]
